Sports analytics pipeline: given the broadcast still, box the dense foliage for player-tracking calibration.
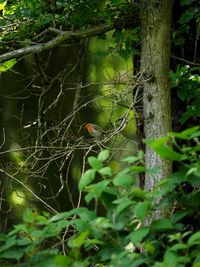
[0,0,134,49]
[0,0,200,266]
[1,127,200,266]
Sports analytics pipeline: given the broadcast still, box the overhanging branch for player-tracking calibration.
[0,24,113,63]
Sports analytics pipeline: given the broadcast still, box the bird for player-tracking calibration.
[84,123,104,138]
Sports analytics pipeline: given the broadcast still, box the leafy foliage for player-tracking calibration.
[170,65,200,124]
[0,0,135,51]
[1,127,200,266]
[172,0,200,46]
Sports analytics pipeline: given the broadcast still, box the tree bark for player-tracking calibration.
[140,0,173,217]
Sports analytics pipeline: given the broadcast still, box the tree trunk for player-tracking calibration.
[140,0,173,218]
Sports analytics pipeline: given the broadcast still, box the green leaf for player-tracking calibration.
[164,250,178,266]
[0,59,17,72]
[168,127,199,140]
[0,249,24,260]
[0,236,17,253]
[93,217,113,229]
[123,151,144,164]
[188,231,200,246]
[129,166,145,173]
[79,169,96,190]
[134,202,150,220]
[145,137,184,160]
[42,220,70,238]
[68,231,89,248]
[85,180,110,204]
[113,173,134,186]
[97,150,110,162]
[171,209,191,223]
[131,187,147,199]
[54,255,71,266]
[88,156,102,170]
[98,166,112,176]
[50,208,95,223]
[170,243,188,251]
[129,227,150,244]
[115,199,133,216]
[151,219,173,232]
[49,211,72,222]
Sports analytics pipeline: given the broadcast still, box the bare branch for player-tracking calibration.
[171,54,200,66]
[0,24,112,63]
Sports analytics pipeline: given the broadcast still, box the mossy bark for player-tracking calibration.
[140,0,173,217]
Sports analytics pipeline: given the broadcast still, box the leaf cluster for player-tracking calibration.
[170,65,200,124]
[0,0,135,51]
[1,127,200,266]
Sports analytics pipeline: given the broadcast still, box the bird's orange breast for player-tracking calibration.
[85,123,94,134]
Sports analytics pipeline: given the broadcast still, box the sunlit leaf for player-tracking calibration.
[0,59,17,72]
[85,180,110,204]
[113,173,134,186]
[97,149,110,162]
[79,169,96,190]
[0,1,7,11]
[88,156,102,170]
[98,166,112,176]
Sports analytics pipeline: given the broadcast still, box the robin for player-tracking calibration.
[85,123,104,138]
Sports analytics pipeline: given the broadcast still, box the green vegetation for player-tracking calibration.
[0,0,200,266]
[1,127,200,266]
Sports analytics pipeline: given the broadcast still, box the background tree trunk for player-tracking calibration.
[140,0,173,218]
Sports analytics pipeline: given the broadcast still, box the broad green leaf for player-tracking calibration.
[97,150,110,162]
[145,137,184,160]
[49,211,72,222]
[129,166,145,173]
[171,209,191,223]
[0,236,17,253]
[93,217,112,229]
[49,208,95,222]
[42,220,70,238]
[170,243,188,251]
[85,180,110,204]
[16,239,32,246]
[164,250,177,266]
[134,202,150,220]
[188,231,200,246]
[123,151,144,164]
[168,126,199,140]
[8,224,27,236]
[0,249,24,260]
[88,156,102,170]
[79,169,96,190]
[123,156,140,163]
[115,200,133,216]
[151,219,173,231]
[54,255,71,266]
[98,166,112,176]
[129,227,150,244]
[113,173,134,186]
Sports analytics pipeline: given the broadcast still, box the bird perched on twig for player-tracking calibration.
[85,123,104,138]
